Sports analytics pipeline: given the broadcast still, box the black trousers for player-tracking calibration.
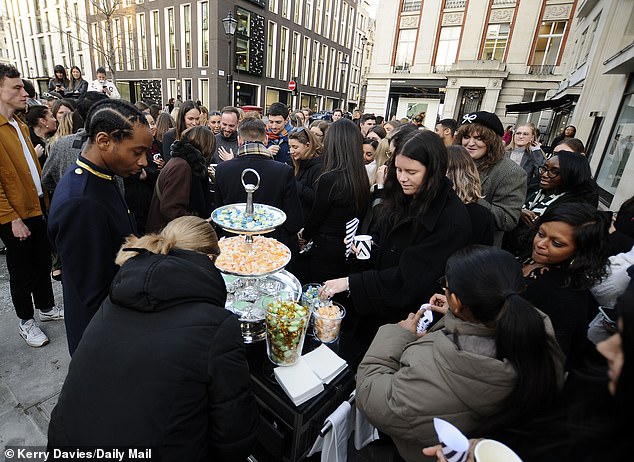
[0,215,55,320]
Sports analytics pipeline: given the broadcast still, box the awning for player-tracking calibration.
[505,94,578,114]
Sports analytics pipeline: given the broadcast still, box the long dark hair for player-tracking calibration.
[380,130,448,226]
[445,245,563,428]
[175,100,199,138]
[319,119,370,215]
[552,151,598,202]
[537,202,609,289]
[615,270,634,418]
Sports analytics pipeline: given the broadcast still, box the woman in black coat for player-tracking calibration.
[48,216,258,461]
[323,130,472,341]
[522,202,609,370]
[503,150,599,258]
[299,119,370,282]
[288,126,323,222]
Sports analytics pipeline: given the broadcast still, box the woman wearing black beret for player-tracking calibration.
[455,111,527,246]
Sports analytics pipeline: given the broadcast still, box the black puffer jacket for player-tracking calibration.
[48,249,258,461]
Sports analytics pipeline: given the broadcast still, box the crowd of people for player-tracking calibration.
[0,61,631,461]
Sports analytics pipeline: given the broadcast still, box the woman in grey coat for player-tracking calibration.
[356,246,564,462]
[456,112,527,246]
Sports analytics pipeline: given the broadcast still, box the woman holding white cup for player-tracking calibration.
[321,130,473,342]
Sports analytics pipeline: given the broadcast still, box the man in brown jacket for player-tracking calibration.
[0,64,63,347]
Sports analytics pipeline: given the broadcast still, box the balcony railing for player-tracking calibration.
[528,64,555,75]
[432,65,453,73]
[492,0,516,5]
[402,0,422,12]
[444,0,466,9]
[392,64,411,74]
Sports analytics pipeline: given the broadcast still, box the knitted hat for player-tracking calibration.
[461,111,504,137]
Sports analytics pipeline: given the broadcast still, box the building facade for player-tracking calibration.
[555,0,633,210]
[2,0,93,95]
[364,0,575,136]
[2,0,370,113]
[81,0,364,111]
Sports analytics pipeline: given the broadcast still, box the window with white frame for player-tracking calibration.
[305,0,313,30]
[280,27,289,81]
[165,7,175,68]
[310,39,318,87]
[315,0,323,35]
[291,32,300,80]
[114,18,123,71]
[281,0,291,19]
[138,13,147,70]
[199,78,209,107]
[531,21,567,66]
[268,0,278,14]
[324,0,331,39]
[436,26,460,66]
[332,0,340,43]
[294,0,302,26]
[482,23,509,61]
[266,21,277,78]
[320,43,327,87]
[199,1,209,67]
[302,36,310,84]
[182,4,191,68]
[126,16,136,71]
[151,9,161,68]
[394,29,416,71]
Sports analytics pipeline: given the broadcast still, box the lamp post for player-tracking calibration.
[340,57,349,111]
[359,35,368,110]
[222,11,237,106]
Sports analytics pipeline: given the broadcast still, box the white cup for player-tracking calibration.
[353,234,372,260]
[474,439,523,462]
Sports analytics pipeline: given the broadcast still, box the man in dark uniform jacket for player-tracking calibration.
[48,100,152,355]
[214,117,303,257]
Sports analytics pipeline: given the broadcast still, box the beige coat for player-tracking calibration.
[356,310,563,462]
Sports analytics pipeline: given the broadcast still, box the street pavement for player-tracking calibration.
[0,255,69,449]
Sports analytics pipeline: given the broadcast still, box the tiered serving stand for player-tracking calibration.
[210,169,302,343]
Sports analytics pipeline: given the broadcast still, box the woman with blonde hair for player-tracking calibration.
[48,216,258,461]
[447,146,494,245]
[505,122,546,194]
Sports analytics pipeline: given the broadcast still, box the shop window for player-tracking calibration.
[595,81,634,200]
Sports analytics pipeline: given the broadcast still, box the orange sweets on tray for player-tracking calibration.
[216,235,291,276]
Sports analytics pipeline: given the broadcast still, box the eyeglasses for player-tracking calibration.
[538,166,561,178]
[437,275,447,291]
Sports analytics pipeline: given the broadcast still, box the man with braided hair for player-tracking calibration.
[48,99,153,354]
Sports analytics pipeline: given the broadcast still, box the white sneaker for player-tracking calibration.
[39,305,64,322]
[19,319,49,347]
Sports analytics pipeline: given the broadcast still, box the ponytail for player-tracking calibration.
[492,294,564,427]
[115,216,220,267]
[115,234,176,266]
[445,245,564,432]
